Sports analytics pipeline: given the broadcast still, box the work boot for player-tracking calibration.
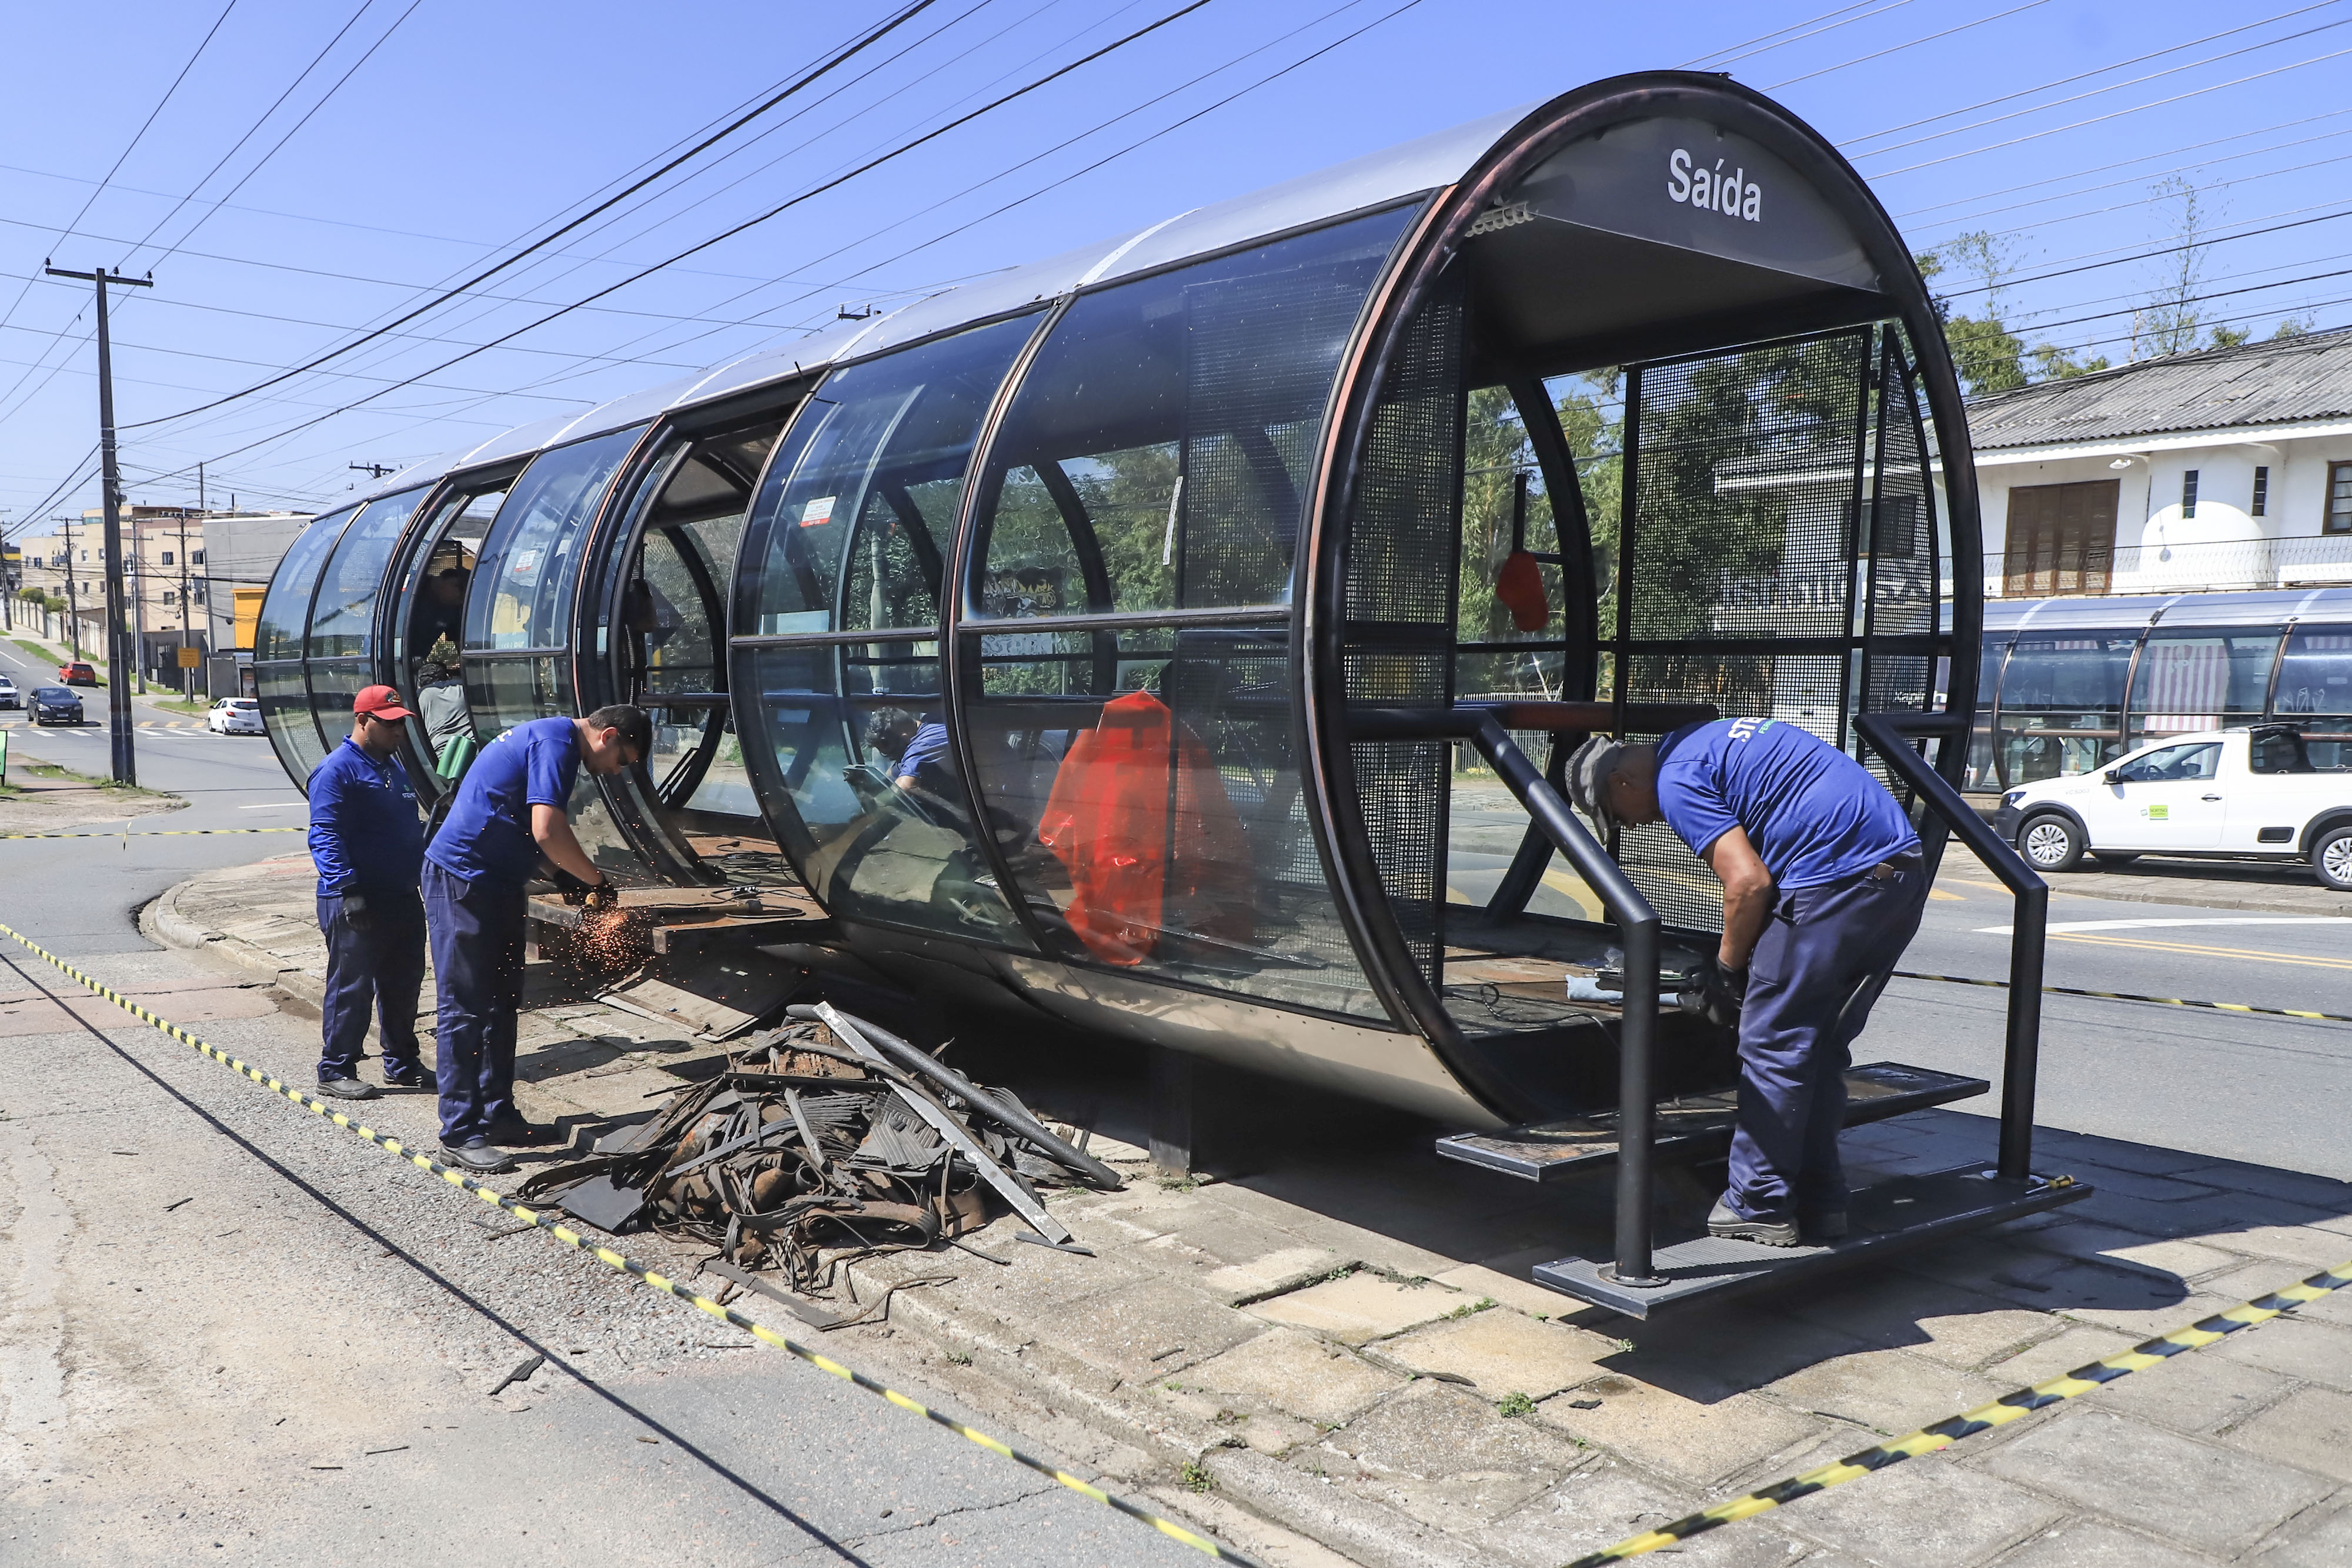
[1801,1210,1850,1243]
[1708,1197,1799,1248]
[439,1139,516,1175]
[483,1115,556,1146]
[380,1062,432,1090]
[316,1075,379,1101]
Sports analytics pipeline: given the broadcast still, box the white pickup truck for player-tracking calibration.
[1994,725,2352,891]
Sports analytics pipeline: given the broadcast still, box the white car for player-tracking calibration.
[208,696,265,735]
[1995,725,2352,891]
[0,674,17,710]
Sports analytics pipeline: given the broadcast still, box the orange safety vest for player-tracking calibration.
[1037,688,1255,966]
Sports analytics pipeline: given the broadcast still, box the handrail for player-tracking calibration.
[1351,704,1668,1285]
[1855,711,2047,1179]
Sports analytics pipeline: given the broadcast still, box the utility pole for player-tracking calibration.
[46,261,153,786]
[55,514,81,660]
[350,462,395,480]
[0,509,13,633]
[176,510,193,700]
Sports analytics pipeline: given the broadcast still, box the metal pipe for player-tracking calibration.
[1855,711,2046,1181]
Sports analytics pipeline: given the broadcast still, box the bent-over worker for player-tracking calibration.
[422,704,649,1173]
[308,686,429,1099]
[1568,717,1925,1247]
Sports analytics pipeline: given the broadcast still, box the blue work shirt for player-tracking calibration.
[424,716,581,890]
[1656,717,1919,891]
[308,737,424,897]
[896,721,952,783]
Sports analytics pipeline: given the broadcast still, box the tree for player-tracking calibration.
[2132,176,2209,359]
[2029,343,2112,380]
[2272,313,2316,341]
[2207,323,2251,351]
[1930,232,2027,394]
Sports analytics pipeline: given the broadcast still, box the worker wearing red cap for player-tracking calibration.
[307,685,429,1099]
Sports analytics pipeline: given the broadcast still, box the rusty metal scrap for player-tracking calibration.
[519,1009,1112,1295]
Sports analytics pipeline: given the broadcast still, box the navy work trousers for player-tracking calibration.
[316,891,426,1083]
[1726,855,1928,1221]
[422,860,524,1145]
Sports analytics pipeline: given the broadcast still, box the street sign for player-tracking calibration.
[177,646,200,668]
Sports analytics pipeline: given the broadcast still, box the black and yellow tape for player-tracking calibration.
[0,920,1264,1568]
[1893,969,2352,1025]
[1566,1259,2352,1566]
[0,825,305,841]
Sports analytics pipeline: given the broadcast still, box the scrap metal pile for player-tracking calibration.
[520,1002,1122,1295]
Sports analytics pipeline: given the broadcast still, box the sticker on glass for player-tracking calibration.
[800,496,837,528]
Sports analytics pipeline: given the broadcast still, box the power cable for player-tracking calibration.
[1764,0,2052,90]
[1872,42,2352,179]
[120,0,1222,483]
[1681,0,1888,66]
[126,0,422,271]
[116,0,948,427]
[1842,1,2340,147]
[1939,204,2352,298]
[1699,1,1916,70]
[1856,12,2352,162]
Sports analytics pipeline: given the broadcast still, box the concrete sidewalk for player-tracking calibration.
[148,853,2352,1568]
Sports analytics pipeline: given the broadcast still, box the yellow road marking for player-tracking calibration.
[2053,932,2352,973]
[1539,868,1607,922]
[1928,887,1965,901]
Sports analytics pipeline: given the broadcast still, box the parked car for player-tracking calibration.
[208,696,265,735]
[31,686,83,726]
[0,674,18,709]
[58,660,99,687]
[1996,724,2352,891]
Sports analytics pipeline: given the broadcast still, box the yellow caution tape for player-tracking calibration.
[0,920,1262,1567]
[1566,1256,2352,1565]
[0,825,305,841]
[1893,969,2352,1025]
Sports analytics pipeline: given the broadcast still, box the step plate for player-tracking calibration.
[1435,1062,1987,1182]
[1532,1166,2091,1319]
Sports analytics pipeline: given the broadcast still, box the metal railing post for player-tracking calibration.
[1855,711,2047,1181]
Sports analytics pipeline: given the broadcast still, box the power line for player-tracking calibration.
[1698,0,1916,70]
[1764,0,2052,90]
[1843,2,2340,148]
[121,0,1222,483]
[1940,204,2352,298]
[119,0,948,428]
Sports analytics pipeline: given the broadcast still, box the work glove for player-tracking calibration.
[342,892,376,934]
[1683,957,1748,1030]
[550,866,593,906]
[583,880,620,913]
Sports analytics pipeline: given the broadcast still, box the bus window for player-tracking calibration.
[1966,634,2004,790]
[2274,624,2352,770]
[1994,632,2135,784]
[2127,627,2280,748]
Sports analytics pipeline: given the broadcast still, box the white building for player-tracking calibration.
[1962,327,2352,599]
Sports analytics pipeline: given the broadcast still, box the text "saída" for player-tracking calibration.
[1666,149,1761,222]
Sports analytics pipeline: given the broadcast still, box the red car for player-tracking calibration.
[58,660,99,686]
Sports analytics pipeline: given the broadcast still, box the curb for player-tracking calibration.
[843,1254,1493,1568]
[143,874,326,1017]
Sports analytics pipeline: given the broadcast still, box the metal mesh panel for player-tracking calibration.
[1866,339,1937,640]
[1339,279,1465,984]
[1626,332,1870,643]
[1182,273,1368,610]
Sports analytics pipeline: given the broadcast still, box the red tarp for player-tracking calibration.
[1037,688,1255,966]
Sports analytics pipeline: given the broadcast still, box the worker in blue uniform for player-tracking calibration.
[1569,717,1926,1247]
[308,686,429,1099]
[422,704,650,1173]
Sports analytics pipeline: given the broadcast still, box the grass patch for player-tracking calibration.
[1446,1296,1498,1320]
[1496,1392,1537,1419]
[10,640,104,681]
[1178,1458,1215,1494]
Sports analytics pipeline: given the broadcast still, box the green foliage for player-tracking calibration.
[1446,1296,1497,1319]
[2029,343,2112,380]
[1946,316,2026,394]
[2207,323,2252,351]
[1496,1392,1537,1419]
[1179,1458,1216,1493]
[2273,314,2316,340]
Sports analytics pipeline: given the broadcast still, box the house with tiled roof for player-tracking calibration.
[1963,326,2352,598]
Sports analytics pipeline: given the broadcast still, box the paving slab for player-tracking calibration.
[2226,1386,2352,1485]
[1534,1378,1828,1486]
[1979,1412,2336,1558]
[1382,1306,1616,1400]
[1481,1464,1812,1568]
[1245,1271,1466,1346]
[1989,1519,2220,1568]
[1300,1381,1588,1527]
[1768,1347,2010,1436]
[1781,1452,2064,1567]
[2252,1495,2352,1568]
[1177,1327,1404,1426]
[1038,1277,1265,1380]
[2217,1318,2352,1392]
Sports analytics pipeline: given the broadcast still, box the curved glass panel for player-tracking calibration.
[2127,627,2280,748]
[253,508,353,662]
[465,426,644,652]
[967,209,1412,620]
[400,480,509,674]
[256,660,328,781]
[307,658,370,758]
[1994,631,2136,785]
[743,317,1034,637]
[2276,623,2352,770]
[734,319,1039,945]
[307,487,428,660]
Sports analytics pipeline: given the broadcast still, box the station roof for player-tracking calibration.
[1966,326,2352,452]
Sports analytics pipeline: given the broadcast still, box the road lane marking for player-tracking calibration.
[1976,918,2352,935]
[2049,933,2352,972]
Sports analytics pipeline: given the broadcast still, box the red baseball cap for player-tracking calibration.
[353,684,416,721]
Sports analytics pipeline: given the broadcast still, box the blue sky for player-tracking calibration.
[2,0,2347,529]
